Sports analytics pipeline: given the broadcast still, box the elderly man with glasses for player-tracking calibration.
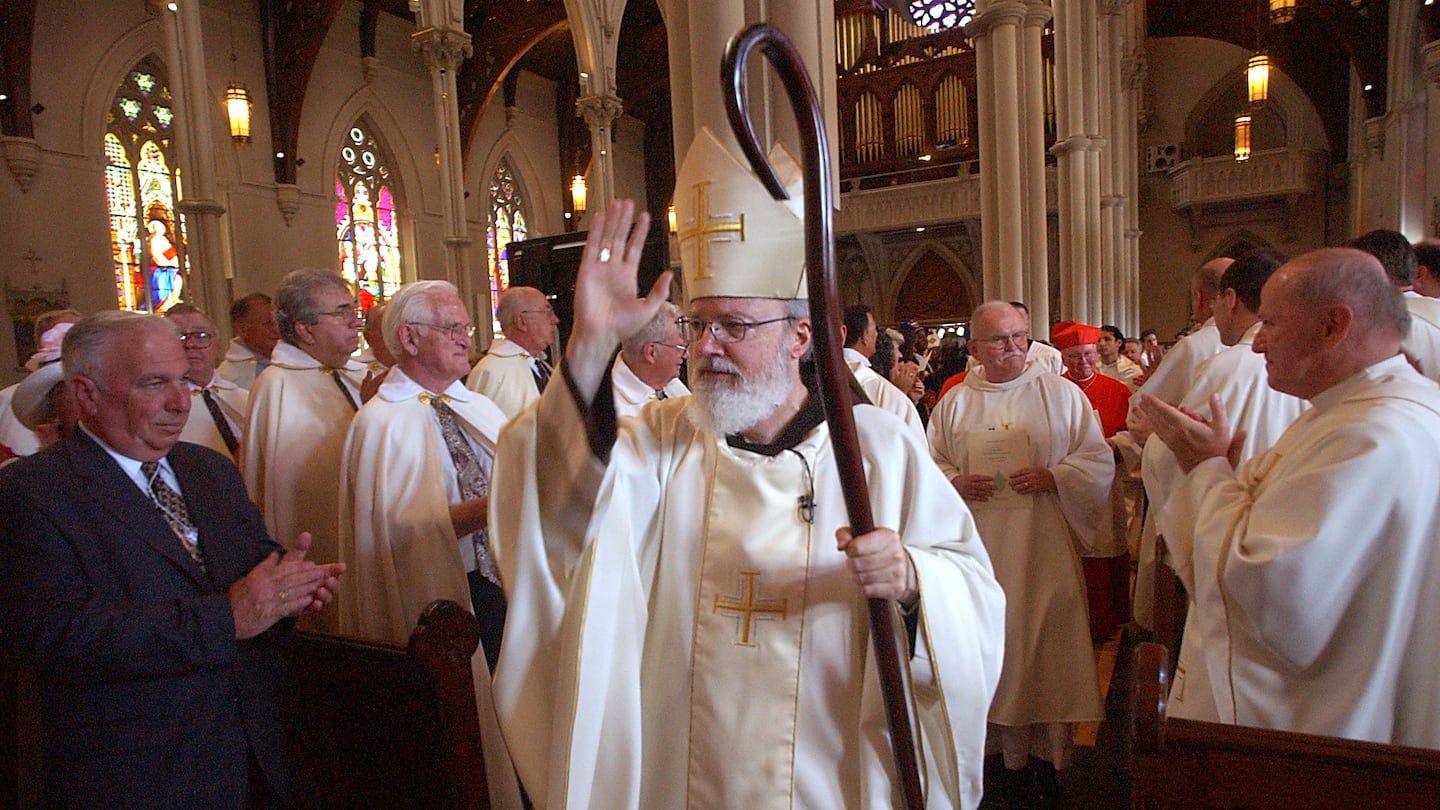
[489,130,1004,809]
[336,279,521,808]
[243,269,365,631]
[164,304,248,464]
[610,301,690,418]
[927,300,1114,803]
[466,285,559,420]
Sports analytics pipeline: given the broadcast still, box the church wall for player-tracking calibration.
[465,69,564,242]
[1135,36,1334,341]
[1,3,158,382]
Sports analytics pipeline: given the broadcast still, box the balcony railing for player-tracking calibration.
[1169,148,1327,211]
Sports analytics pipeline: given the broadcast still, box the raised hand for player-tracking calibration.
[1138,392,1244,474]
[566,199,671,400]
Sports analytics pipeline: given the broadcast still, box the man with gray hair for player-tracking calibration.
[243,269,364,631]
[217,292,281,389]
[337,280,519,807]
[1128,257,1231,422]
[466,285,558,420]
[0,311,342,806]
[166,304,248,463]
[1140,247,1440,748]
[611,300,690,418]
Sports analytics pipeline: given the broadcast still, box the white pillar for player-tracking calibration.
[153,0,228,320]
[576,93,624,221]
[412,4,475,326]
[1021,0,1053,333]
[968,0,1036,306]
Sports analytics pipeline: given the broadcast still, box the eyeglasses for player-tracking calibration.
[315,304,363,322]
[649,340,689,355]
[178,331,214,348]
[972,330,1030,349]
[520,306,556,317]
[677,316,796,344]
[407,322,476,342]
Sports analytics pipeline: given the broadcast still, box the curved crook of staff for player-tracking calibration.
[721,23,925,810]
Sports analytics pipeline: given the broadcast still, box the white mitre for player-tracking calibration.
[673,127,806,302]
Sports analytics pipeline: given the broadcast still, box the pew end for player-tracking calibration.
[1130,641,1440,809]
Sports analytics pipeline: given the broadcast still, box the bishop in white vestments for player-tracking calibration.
[491,132,1005,810]
[1142,248,1440,748]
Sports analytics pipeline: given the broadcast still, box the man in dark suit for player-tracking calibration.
[0,311,344,809]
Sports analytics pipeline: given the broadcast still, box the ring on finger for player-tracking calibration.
[598,247,612,263]
[278,589,289,602]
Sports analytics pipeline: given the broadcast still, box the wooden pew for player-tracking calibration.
[1,599,489,810]
[1151,534,1188,682]
[284,599,490,809]
[1130,641,1440,809]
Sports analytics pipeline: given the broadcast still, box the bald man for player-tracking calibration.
[1128,257,1230,421]
[1140,247,1440,748]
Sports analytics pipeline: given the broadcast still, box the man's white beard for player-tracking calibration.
[686,348,795,437]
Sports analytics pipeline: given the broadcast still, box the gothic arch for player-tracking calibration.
[318,88,428,214]
[474,131,557,236]
[81,19,163,160]
[1212,229,1276,260]
[891,243,977,321]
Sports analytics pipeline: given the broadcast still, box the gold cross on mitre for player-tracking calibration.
[713,571,788,647]
[676,182,745,281]
[672,127,807,302]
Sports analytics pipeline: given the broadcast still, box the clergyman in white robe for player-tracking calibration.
[242,342,364,631]
[465,337,545,420]
[490,378,1006,809]
[927,363,1113,768]
[178,377,248,463]
[846,351,926,443]
[337,365,521,810]
[1157,355,1440,747]
[1132,322,1308,633]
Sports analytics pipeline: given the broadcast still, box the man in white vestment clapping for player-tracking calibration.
[1141,248,1440,749]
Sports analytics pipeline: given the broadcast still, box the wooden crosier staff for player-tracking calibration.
[721,23,925,810]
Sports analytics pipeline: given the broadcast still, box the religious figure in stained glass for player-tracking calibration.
[486,159,527,331]
[103,56,188,313]
[336,124,403,311]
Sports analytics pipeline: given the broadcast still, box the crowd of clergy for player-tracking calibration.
[4,131,1440,808]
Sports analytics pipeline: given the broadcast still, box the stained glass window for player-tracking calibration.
[908,0,974,32]
[487,158,527,333]
[336,123,403,311]
[104,56,188,313]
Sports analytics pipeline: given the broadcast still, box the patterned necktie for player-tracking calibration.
[532,359,551,394]
[331,368,359,411]
[197,388,240,454]
[140,459,206,571]
[430,397,498,584]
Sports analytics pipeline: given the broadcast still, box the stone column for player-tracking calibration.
[1021,0,1053,333]
[412,4,476,325]
[575,92,624,227]
[1427,41,1440,237]
[662,0,836,195]
[151,0,228,320]
[967,1,1033,307]
[1051,0,1105,324]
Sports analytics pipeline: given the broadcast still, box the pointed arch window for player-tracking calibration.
[336,123,403,312]
[487,158,528,332]
[104,56,188,313]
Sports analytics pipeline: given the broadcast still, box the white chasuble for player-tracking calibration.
[927,365,1111,726]
[242,342,361,631]
[1159,356,1440,747]
[689,446,812,809]
[490,381,1006,810]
